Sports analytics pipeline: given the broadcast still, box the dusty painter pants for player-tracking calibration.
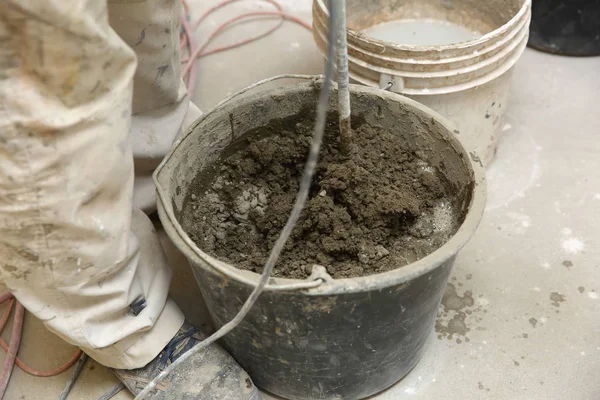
[0,0,200,368]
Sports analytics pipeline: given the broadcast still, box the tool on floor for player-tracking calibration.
[97,383,126,400]
[136,1,347,398]
[57,353,88,400]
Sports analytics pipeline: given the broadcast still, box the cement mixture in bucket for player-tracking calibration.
[181,108,462,279]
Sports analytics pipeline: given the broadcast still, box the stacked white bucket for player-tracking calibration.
[313,0,532,166]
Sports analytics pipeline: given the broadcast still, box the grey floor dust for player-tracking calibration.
[1,1,598,399]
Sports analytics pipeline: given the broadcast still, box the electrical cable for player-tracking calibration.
[179,0,312,90]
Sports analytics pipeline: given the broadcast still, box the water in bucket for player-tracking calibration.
[363,19,481,45]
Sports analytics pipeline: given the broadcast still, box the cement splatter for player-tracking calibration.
[441,283,474,312]
[501,212,532,234]
[436,311,469,339]
[562,260,573,269]
[477,381,491,392]
[550,292,566,307]
[435,283,482,341]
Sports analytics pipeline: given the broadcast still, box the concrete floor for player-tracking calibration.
[1,1,599,399]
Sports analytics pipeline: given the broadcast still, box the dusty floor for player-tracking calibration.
[1,1,599,399]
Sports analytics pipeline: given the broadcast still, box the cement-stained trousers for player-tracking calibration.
[0,0,201,369]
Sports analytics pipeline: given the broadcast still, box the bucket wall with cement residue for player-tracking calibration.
[313,0,531,165]
[154,82,486,399]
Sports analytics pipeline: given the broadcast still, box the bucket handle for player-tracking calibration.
[155,74,328,292]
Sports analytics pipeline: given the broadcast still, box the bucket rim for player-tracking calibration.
[154,80,487,295]
[312,11,530,68]
[349,31,528,95]
[314,0,531,53]
[342,23,528,79]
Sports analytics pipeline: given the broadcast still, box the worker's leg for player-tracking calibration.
[101,3,258,397]
[0,0,183,369]
[107,0,201,213]
[0,1,257,396]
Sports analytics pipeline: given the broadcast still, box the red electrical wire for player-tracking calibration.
[0,301,23,399]
[180,0,283,79]
[180,15,283,64]
[0,300,14,337]
[180,0,283,49]
[0,341,83,378]
[202,11,311,56]
[194,0,252,29]
[182,10,311,78]
[179,0,312,86]
[180,14,200,97]
[0,294,12,305]
[0,293,83,385]
[181,0,191,15]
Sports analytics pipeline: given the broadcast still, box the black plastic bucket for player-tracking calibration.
[155,79,486,399]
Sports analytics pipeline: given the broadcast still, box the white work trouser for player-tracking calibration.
[0,0,199,369]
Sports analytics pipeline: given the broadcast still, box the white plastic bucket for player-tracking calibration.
[313,0,531,165]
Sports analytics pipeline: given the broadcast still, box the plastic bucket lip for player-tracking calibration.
[315,0,531,53]
[154,82,487,296]
[348,30,529,95]
[315,18,529,82]
[313,9,531,68]
[347,23,529,78]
